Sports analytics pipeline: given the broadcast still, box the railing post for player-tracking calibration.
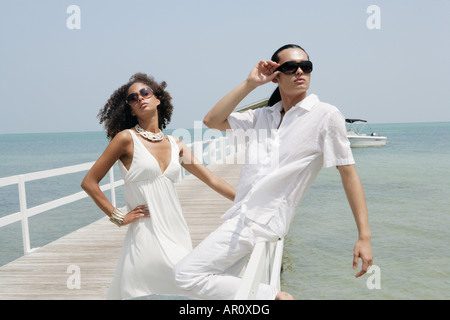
[269,238,284,290]
[17,175,31,255]
[234,238,284,299]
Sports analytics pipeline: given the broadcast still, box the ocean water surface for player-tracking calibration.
[281,122,450,299]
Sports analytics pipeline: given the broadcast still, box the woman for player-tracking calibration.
[81,73,236,299]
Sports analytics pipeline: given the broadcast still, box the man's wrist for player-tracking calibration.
[358,233,371,241]
[243,78,260,91]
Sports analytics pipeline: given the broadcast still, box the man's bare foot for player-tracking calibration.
[275,291,294,300]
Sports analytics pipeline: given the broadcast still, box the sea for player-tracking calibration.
[0,122,449,299]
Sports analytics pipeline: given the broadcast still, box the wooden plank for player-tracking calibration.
[0,161,241,300]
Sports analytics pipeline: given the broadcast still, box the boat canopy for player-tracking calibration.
[345,119,367,123]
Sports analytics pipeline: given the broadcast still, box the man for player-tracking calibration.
[174,44,373,300]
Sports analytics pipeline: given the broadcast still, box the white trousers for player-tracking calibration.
[173,214,280,300]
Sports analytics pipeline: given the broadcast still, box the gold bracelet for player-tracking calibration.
[109,208,126,227]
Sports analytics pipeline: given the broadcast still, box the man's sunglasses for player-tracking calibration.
[126,87,154,105]
[275,60,313,75]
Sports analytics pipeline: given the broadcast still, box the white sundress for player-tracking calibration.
[106,130,193,299]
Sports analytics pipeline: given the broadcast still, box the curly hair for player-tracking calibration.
[98,73,173,140]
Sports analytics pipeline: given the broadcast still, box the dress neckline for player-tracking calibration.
[131,130,174,175]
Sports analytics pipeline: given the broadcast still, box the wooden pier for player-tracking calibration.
[0,161,242,300]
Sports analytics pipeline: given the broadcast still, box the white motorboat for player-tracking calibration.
[346,119,387,147]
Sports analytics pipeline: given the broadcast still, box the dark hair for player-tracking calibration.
[268,44,309,106]
[97,73,173,140]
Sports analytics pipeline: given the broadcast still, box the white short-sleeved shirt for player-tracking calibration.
[224,94,354,238]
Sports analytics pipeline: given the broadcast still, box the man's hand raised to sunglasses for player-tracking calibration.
[246,60,281,89]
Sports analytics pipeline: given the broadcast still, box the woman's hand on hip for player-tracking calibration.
[122,205,150,225]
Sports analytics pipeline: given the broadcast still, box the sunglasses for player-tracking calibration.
[126,87,154,105]
[275,60,313,75]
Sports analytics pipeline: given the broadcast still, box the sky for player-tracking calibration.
[0,0,449,134]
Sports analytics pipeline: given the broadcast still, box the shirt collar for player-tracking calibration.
[293,94,319,111]
[270,93,319,114]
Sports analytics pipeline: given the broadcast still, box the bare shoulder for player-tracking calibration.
[105,130,134,158]
[112,130,133,146]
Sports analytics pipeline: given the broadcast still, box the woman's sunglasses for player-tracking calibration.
[126,87,154,105]
[275,60,313,75]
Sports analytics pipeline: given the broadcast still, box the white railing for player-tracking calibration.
[0,162,123,255]
[234,238,284,299]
